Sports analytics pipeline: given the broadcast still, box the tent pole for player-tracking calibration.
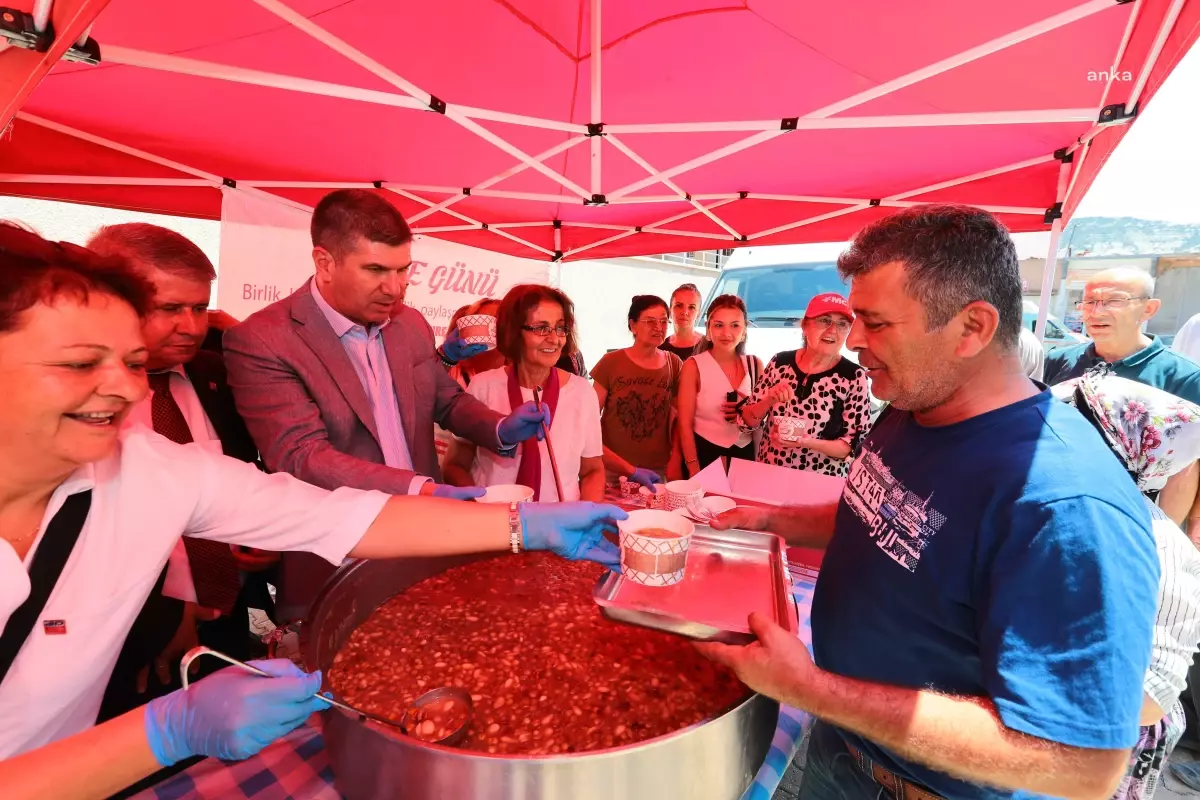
[1035,159,1073,341]
[0,174,214,186]
[1036,220,1065,341]
[32,0,54,32]
[589,0,602,196]
[103,45,585,133]
[604,108,1095,135]
[1128,0,1186,108]
[0,0,110,131]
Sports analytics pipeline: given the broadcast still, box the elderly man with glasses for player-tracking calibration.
[1044,268,1200,404]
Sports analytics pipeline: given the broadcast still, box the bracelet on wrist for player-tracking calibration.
[509,502,524,554]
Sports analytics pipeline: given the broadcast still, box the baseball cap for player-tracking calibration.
[805,293,853,320]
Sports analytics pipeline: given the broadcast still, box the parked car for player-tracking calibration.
[700,260,846,365]
[1022,301,1086,353]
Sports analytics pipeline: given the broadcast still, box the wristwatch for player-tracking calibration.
[508,502,524,554]
[437,346,455,369]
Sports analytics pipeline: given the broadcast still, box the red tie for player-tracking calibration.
[148,372,241,614]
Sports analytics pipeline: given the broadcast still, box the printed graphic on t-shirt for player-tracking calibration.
[843,443,947,572]
[613,386,670,442]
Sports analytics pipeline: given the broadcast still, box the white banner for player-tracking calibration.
[217,187,551,338]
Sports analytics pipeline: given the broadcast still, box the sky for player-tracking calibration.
[1073,37,1200,223]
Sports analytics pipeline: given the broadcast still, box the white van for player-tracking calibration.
[1021,300,1086,353]
[699,259,848,365]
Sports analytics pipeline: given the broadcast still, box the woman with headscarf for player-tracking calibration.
[1054,371,1200,799]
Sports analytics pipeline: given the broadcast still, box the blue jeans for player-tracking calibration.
[799,721,893,800]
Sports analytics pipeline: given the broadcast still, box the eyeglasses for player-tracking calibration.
[523,324,571,338]
[806,315,852,332]
[1076,296,1149,312]
[638,318,669,328]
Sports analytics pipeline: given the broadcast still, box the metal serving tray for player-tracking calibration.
[593,526,799,644]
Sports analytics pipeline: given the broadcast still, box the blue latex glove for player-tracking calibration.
[628,468,662,489]
[431,483,486,501]
[144,659,325,766]
[520,502,628,569]
[497,401,552,448]
[441,328,488,364]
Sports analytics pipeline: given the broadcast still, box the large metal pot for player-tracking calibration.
[302,555,779,800]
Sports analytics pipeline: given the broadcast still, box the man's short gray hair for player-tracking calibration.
[837,205,1023,349]
[87,223,216,284]
[1087,267,1155,297]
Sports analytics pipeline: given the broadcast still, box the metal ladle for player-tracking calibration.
[180,646,414,734]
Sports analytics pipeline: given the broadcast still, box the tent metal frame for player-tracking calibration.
[2,0,1185,337]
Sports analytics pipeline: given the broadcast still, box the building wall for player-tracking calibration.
[0,196,222,301]
[555,257,718,370]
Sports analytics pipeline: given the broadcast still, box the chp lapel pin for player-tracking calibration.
[43,619,67,635]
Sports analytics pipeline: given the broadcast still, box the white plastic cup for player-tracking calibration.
[618,509,695,587]
[478,484,535,504]
[455,314,497,348]
[773,415,809,443]
[664,479,704,510]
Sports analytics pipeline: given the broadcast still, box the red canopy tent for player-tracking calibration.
[1,0,1197,278]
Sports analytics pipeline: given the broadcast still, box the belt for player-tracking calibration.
[845,742,944,800]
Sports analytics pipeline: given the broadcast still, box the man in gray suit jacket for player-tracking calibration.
[224,190,549,613]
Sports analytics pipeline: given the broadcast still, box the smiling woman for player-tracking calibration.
[0,228,153,491]
[443,284,605,502]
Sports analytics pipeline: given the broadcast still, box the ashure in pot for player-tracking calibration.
[303,553,779,800]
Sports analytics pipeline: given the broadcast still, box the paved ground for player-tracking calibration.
[770,732,1200,799]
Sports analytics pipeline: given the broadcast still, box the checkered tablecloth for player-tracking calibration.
[141,568,817,800]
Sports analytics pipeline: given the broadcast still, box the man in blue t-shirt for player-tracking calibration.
[702,206,1159,800]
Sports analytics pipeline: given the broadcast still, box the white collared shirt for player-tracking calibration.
[311,283,428,495]
[0,426,389,758]
[123,366,220,603]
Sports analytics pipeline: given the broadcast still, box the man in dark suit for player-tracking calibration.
[86,223,275,721]
[224,190,550,619]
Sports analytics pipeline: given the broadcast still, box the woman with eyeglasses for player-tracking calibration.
[590,296,684,488]
[677,295,763,476]
[443,285,605,502]
[739,293,872,478]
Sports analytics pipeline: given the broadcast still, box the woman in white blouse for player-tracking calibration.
[444,284,605,502]
[677,295,762,477]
